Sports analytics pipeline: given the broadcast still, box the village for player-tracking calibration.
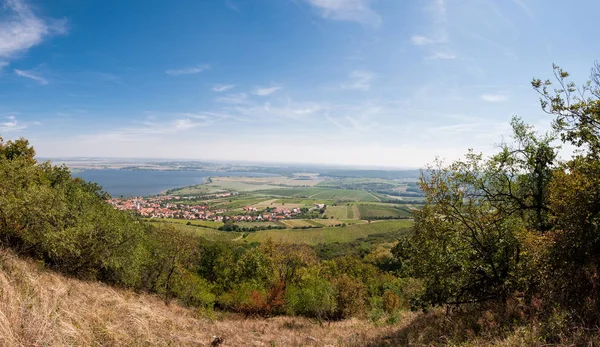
[107,196,326,222]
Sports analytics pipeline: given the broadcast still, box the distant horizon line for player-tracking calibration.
[39,156,421,171]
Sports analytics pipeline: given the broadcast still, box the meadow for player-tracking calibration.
[255,187,381,202]
[148,175,419,247]
[243,220,413,245]
[357,204,412,219]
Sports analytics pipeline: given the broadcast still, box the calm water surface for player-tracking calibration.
[72,169,274,197]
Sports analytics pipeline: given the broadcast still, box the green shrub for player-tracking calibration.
[382,290,400,314]
[285,275,336,320]
[333,274,367,319]
[172,270,215,309]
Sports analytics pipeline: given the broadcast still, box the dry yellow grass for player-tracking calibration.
[0,248,408,346]
[3,247,592,346]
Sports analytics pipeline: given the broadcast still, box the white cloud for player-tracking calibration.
[0,114,31,132]
[165,64,210,76]
[14,68,48,84]
[481,93,508,102]
[81,114,222,143]
[410,35,435,46]
[216,93,249,104]
[304,0,381,26]
[0,0,67,61]
[252,86,282,96]
[212,84,236,92]
[411,0,448,46]
[341,70,374,91]
[425,52,456,60]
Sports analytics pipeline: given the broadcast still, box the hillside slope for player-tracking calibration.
[0,248,402,346]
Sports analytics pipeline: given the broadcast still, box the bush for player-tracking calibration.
[172,269,215,309]
[382,290,400,313]
[217,282,265,314]
[285,275,336,320]
[333,274,367,319]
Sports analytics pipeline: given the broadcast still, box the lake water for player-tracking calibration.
[72,169,274,197]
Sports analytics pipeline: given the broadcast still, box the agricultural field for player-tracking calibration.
[351,204,360,218]
[142,175,419,246]
[313,219,347,226]
[256,187,380,202]
[249,198,304,210]
[162,223,243,242]
[356,204,413,219]
[146,217,411,245]
[145,218,224,229]
[235,221,284,228]
[206,196,267,210]
[324,205,350,219]
[280,219,323,228]
[166,184,223,196]
[244,219,413,245]
[206,176,323,192]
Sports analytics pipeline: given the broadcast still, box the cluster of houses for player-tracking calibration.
[107,196,326,222]
[108,196,213,219]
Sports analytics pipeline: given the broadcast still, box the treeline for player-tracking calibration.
[0,138,414,321]
[392,64,600,343]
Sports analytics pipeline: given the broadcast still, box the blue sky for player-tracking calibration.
[0,0,598,168]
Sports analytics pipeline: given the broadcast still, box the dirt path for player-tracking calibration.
[352,204,361,219]
[367,191,381,202]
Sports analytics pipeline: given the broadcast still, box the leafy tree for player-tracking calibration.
[530,63,600,323]
[393,118,558,307]
[145,225,200,304]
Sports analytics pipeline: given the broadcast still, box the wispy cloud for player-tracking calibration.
[224,0,240,12]
[481,93,508,103]
[0,0,67,62]
[410,0,448,46]
[0,115,33,132]
[252,85,282,96]
[341,70,374,91]
[216,92,249,104]
[425,52,456,60]
[304,0,381,26]
[83,113,223,142]
[511,0,535,20]
[14,68,48,84]
[165,64,210,76]
[410,35,436,46]
[212,84,236,92]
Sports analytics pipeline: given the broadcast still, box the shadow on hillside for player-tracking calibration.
[360,304,525,347]
[362,311,448,346]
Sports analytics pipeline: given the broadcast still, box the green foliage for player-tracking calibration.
[332,274,367,319]
[392,117,558,307]
[382,290,401,314]
[285,274,337,319]
[218,219,241,231]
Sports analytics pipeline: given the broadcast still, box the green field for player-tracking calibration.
[255,187,379,202]
[357,204,413,219]
[207,196,267,210]
[167,184,223,196]
[161,223,243,241]
[324,205,349,219]
[281,219,318,228]
[146,218,224,229]
[236,221,284,228]
[147,217,412,245]
[313,219,346,226]
[244,219,413,245]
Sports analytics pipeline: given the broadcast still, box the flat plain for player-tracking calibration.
[150,174,421,246]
